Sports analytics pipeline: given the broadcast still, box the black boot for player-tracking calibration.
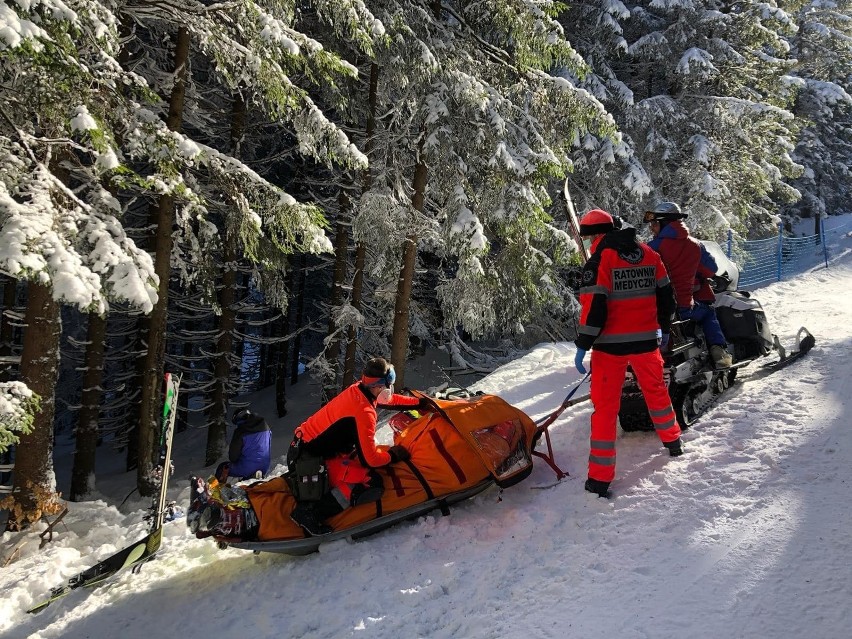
[290,503,333,536]
[584,478,611,498]
[197,503,221,532]
[664,438,684,457]
[187,475,211,533]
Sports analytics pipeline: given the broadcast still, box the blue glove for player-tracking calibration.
[660,333,669,349]
[574,348,587,375]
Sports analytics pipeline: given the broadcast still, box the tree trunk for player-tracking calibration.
[322,206,349,401]
[343,63,380,386]
[0,277,18,383]
[390,141,427,387]
[206,91,245,466]
[258,317,271,387]
[342,245,366,385]
[136,26,190,496]
[6,282,61,530]
[125,313,148,471]
[69,313,107,501]
[177,337,192,433]
[290,254,307,386]
[207,233,238,466]
[274,270,292,418]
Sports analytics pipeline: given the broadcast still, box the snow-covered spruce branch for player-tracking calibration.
[122,0,240,23]
[435,1,586,77]
[0,382,40,453]
[231,319,323,345]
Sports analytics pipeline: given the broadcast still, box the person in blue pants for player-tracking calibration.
[645,201,733,368]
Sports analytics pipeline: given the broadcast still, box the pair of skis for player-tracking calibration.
[27,373,181,614]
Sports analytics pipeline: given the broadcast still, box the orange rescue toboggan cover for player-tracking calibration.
[244,391,537,541]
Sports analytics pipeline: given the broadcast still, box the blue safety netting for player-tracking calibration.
[727,218,850,290]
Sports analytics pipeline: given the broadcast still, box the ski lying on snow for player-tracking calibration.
[26,528,163,614]
[27,373,180,615]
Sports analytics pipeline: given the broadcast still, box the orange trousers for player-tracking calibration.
[588,349,681,483]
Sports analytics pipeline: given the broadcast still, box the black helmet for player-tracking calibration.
[643,201,688,222]
[232,408,252,424]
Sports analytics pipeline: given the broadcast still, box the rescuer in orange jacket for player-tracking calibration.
[287,357,426,535]
[573,209,683,498]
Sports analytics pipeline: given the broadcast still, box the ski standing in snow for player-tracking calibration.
[27,373,181,614]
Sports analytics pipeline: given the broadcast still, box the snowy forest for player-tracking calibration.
[0,0,849,532]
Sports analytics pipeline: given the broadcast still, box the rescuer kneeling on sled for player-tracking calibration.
[573,209,683,498]
[286,357,427,535]
[645,201,733,369]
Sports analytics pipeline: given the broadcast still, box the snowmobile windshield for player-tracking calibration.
[702,241,739,290]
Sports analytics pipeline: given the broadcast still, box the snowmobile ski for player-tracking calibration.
[27,373,181,614]
[761,327,815,371]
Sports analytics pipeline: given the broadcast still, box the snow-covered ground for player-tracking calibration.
[2,217,851,639]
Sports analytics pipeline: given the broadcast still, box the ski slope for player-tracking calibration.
[2,224,851,639]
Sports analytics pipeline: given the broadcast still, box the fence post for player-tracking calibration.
[776,222,783,282]
[821,217,829,268]
[727,229,733,259]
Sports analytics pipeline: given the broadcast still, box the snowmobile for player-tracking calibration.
[189,389,539,555]
[619,241,815,431]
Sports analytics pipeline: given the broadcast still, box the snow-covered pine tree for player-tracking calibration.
[618,0,803,239]
[114,0,378,484]
[557,0,654,221]
[343,0,612,383]
[0,0,160,526]
[783,0,852,221]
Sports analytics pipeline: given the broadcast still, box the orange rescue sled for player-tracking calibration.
[216,390,537,555]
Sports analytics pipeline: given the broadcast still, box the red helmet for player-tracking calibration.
[579,209,615,236]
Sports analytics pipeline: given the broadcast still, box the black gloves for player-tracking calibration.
[387,445,411,464]
[712,272,732,291]
[415,397,432,411]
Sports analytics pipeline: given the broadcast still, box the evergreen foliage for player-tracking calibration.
[0,0,849,513]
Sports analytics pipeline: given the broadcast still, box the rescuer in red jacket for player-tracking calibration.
[573,209,683,498]
[287,357,426,535]
[645,202,733,368]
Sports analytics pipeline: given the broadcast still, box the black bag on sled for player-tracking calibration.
[715,291,774,360]
[285,440,328,502]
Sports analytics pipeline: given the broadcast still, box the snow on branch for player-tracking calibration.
[0,381,39,453]
[676,47,718,76]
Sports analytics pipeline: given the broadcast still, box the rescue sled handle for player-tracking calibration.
[535,373,591,430]
[531,373,591,480]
